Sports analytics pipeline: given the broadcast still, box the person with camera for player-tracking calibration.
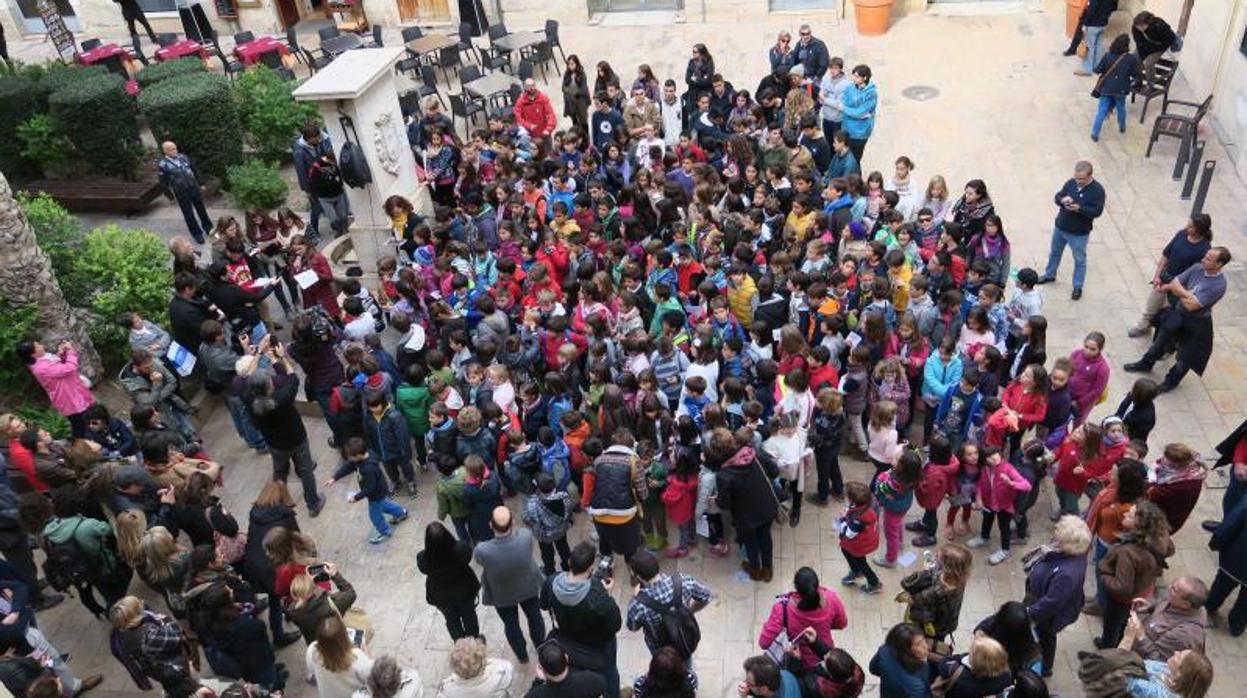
[199,320,268,454]
[288,311,347,448]
[539,542,623,698]
[284,563,357,644]
[245,343,326,518]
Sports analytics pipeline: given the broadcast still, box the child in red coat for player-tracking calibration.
[967,446,1032,565]
[837,482,881,594]
[1052,416,1128,516]
[908,433,960,548]
[989,365,1049,451]
[661,447,700,558]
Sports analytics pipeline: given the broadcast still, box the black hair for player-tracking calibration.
[568,541,596,575]
[793,566,821,611]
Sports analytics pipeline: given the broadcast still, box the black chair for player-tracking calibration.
[156,33,179,47]
[258,49,296,80]
[517,58,534,83]
[398,89,423,119]
[459,64,482,93]
[80,38,103,51]
[487,23,509,41]
[544,20,565,63]
[131,36,149,66]
[455,22,478,63]
[367,24,384,48]
[302,47,333,74]
[233,31,255,45]
[525,41,556,79]
[318,26,341,42]
[436,45,462,85]
[418,64,444,109]
[401,26,423,43]
[480,46,510,74]
[214,45,245,81]
[396,55,421,77]
[489,81,517,111]
[285,27,305,65]
[450,93,485,136]
[507,83,522,105]
[1146,95,1213,157]
[1130,58,1179,124]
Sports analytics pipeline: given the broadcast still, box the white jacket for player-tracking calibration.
[436,657,514,698]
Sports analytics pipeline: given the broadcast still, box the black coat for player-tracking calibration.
[1093,51,1142,97]
[243,504,298,595]
[716,447,779,530]
[539,575,622,652]
[1134,18,1176,59]
[249,366,307,450]
[169,295,215,356]
[415,540,480,606]
[1115,394,1156,443]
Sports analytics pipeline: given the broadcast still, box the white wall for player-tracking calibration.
[1175,0,1247,179]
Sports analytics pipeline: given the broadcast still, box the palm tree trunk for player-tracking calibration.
[0,172,103,381]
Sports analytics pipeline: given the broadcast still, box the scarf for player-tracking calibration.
[1153,456,1207,486]
[979,232,1004,258]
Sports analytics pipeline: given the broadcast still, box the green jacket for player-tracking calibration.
[43,515,119,570]
[394,381,432,436]
[437,468,469,521]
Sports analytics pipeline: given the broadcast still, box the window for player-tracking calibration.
[137,0,180,14]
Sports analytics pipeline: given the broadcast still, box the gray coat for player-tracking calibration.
[473,527,544,607]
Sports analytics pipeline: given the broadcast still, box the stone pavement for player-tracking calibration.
[18,4,1247,697]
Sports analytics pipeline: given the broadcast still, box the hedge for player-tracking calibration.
[226,160,288,211]
[48,73,142,178]
[39,64,110,107]
[0,76,44,180]
[135,58,206,89]
[140,72,243,182]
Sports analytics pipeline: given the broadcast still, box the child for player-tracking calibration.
[363,391,418,497]
[763,411,808,528]
[487,365,517,417]
[870,357,912,430]
[521,472,573,576]
[837,481,881,594]
[991,364,1049,453]
[872,449,921,567]
[866,400,902,493]
[503,427,544,496]
[1052,417,1128,516]
[1069,331,1110,426]
[638,441,669,552]
[967,446,1032,565]
[694,424,729,557]
[900,543,972,643]
[921,336,963,443]
[325,437,410,544]
[934,367,983,451]
[536,426,573,494]
[1005,268,1044,341]
[1115,378,1158,444]
[946,442,982,539]
[909,434,959,547]
[676,375,712,431]
[433,453,469,541]
[841,345,872,454]
[661,437,701,558]
[461,455,503,544]
[1010,438,1050,543]
[808,388,846,504]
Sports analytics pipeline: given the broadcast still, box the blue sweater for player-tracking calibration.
[1053,177,1106,234]
[869,645,932,698]
[840,82,878,140]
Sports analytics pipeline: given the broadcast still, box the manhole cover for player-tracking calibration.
[901,85,940,101]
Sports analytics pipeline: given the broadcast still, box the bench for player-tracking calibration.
[24,178,164,215]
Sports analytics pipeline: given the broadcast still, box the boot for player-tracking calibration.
[760,566,774,583]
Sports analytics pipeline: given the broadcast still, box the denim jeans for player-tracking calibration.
[1092,94,1127,138]
[367,498,406,535]
[495,596,546,662]
[225,393,266,449]
[25,626,81,693]
[1083,25,1106,73]
[1043,227,1090,290]
[1093,536,1110,608]
[318,193,351,237]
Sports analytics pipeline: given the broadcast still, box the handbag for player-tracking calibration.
[764,598,793,665]
[931,662,965,698]
[1091,53,1128,99]
[756,458,789,525]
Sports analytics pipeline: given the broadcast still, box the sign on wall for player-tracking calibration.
[36,0,76,59]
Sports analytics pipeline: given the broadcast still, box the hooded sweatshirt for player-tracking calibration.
[540,572,622,652]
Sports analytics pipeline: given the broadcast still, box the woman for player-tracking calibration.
[1098,500,1175,649]
[285,564,357,644]
[1129,215,1213,337]
[1024,515,1091,677]
[1206,486,1247,637]
[944,179,994,243]
[16,339,95,437]
[966,214,1012,287]
[975,601,1041,676]
[930,632,1012,698]
[383,195,421,263]
[715,430,779,582]
[562,55,591,133]
[636,64,660,102]
[43,486,133,616]
[436,636,514,697]
[684,44,715,109]
[136,526,189,609]
[355,655,425,698]
[1126,648,1213,698]
[243,481,303,647]
[633,645,698,698]
[108,596,197,695]
[244,207,295,318]
[768,30,793,71]
[189,582,284,689]
[594,60,619,96]
[869,623,931,698]
[289,234,340,317]
[415,521,481,641]
[306,616,373,698]
[1091,34,1142,142]
[757,567,849,671]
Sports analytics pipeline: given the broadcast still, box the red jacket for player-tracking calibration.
[514,90,557,138]
[1001,382,1048,430]
[885,334,931,380]
[5,440,47,493]
[661,472,699,525]
[1053,437,1127,494]
[535,243,570,287]
[838,503,878,557]
[916,455,959,511]
[809,364,840,394]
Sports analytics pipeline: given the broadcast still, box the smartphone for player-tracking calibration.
[307,563,330,583]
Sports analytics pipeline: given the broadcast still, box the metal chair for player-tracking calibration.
[436,45,462,85]
[418,64,444,109]
[480,46,510,74]
[259,49,296,80]
[156,33,179,47]
[367,24,384,48]
[544,20,565,63]
[525,41,556,79]
[318,26,341,42]
[1146,95,1213,157]
[302,47,333,74]
[233,31,255,45]
[517,58,534,83]
[214,45,245,81]
[396,55,421,77]
[1130,58,1178,124]
[456,22,478,63]
[450,93,486,136]
[459,64,482,93]
[398,89,423,119]
[487,23,509,41]
[285,27,305,65]
[401,26,423,43]
[80,38,103,51]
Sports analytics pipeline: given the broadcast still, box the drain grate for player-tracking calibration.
[901,85,940,101]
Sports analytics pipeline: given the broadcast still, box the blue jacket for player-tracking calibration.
[1053,177,1106,235]
[1211,497,1247,583]
[827,149,860,180]
[922,354,964,405]
[935,385,983,441]
[1094,50,1141,97]
[332,454,389,502]
[364,406,413,465]
[869,644,932,698]
[291,132,333,192]
[840,82,878,140]
[794,37,830,81]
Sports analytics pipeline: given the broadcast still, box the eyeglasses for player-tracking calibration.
[800,31,812,37]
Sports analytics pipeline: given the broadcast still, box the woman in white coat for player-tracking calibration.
[436,637,515,698]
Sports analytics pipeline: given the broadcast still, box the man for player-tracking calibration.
[840,64,877,165]
[580,431,648,563]
[539,542,622,698]
[113,0,158,45]
[514,79,557,151]
[707,74,735,126]
[1208,484,1247,636]
[199,320,267,454]
[169,273,216,356]
[1204,420,1247,532]
[625,549,711,656]
[292,124,334,242]
[1039,160,1105,300]
[818,56,849,145]
[591,91,624,154]
[1124,247,1230,390]
[1125,576,1208,660]
[245,356,326,517]
[0,563,103,695]
[623,84,661,140]
[739,654,801,697]
[156,141,212,245]
[658,79,683,148]
[474,507,547,663]
[306,151,350,239]
[690,94,726,154]
[793,24,830,81]
[119,348,198,444]
[1075,0,1118,77]
[525,640,607,698]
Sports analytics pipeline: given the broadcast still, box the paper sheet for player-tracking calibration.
[294,269,319,289]
[165,341,196,377]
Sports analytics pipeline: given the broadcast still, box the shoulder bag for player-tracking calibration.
[1091,53,1128,99]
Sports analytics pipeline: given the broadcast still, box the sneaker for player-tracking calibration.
[1035,276,1055,285]
[912,534,938,548]
[388,509,410,525]
[988,549,1012,565]
[368,531,392,544]
[861,582,883,595]
[32,592,65,612]
[966,536,989,549]
[905,521,926,533]
[871,555,896,568]
[708,542,730,557]
[840,572,862,586]
[308,495,327,518]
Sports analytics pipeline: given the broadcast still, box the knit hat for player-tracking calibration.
[788,64,805,78]
[413,246,435,267]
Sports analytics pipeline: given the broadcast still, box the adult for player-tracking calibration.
[625,549,712,657]
[199,319,266,453]
[739,654,801,697]
[1074,0,1118,77]
[1126,576,1208,661]
[16,339,94,437]
[624,84,662,140]
[768,30,794,72]
[580,430,647,564]
[659,79,683,148]
[437,637,514,697]
[793,24,830,81]
[562,55,591,133]
[283,563,357,644]
[1208,483,1247,636]
[187,583,283,690]
[684,44,715,122]
[113,0,158,44]
[1124,247,1231,391]
[43,486,132,616]
[525,640,607,698]
[359,655,425,698]
[1130,215,1213,337]
[292,124,335,242]
[869,623,931,698]
[0,564,103,694]
[119,348,198,444]
[1097,500,1175,649]
[305,616,373,698]
[943,179,994,243]
[0,465,64,612]
[1039,160,1106,300]
[756,566,848,672]
[1203,419,1247,532]
[929,632,1012,698]
[539,542,623,697]
[416,521,481,642]
[840,65,877,164]
[108,596,196,695]
[1025,515,1092,677]
[245,357,326,517]
[243,482,303,646]
[157,141,213,245]
[307,151,350,239]
[169,273,217,357]
[716,429,780,581]
[1089,34,1142,142]
[975,602,1041,676]
[1132,11,1179,87]
[514,79,557,150]
[473,506,546,663]
[289,234,341,318]
[1123,648,1213,698]
[203,259,275,341]
[1147,444,1207,534]
[288,312,346,444]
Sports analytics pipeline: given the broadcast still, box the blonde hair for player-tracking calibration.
[139,526,180,583]
[869,400,898,430]
[816,387,843,413]
[1170,650,1213,698]
[115,509,148,566]
[872,356,905,382]
[254,480,295,508]
[448,637,487,680]
[289,573,318,605]
[1053,515,1092,556]
[109,596,144,630]
[968,633,1009,677]
[457,406,482,434]
[0,413,22,439]
[939,543,972,588]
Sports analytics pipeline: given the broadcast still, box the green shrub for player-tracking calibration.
[226,159,288,211]
[135,58,206,89]
[17,193,89,307]
[0,76,45,181]
[12,404,70,440]
[39,64,109,106]
[0,304,40,399]
[233,66,319,162]
[74,225,172,369]
[17,114,74,178]
[140,72,242,182]
[48,73,142,179]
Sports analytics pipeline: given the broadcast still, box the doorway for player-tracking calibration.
[10,0,81,33]
[398,0,451,22]
[274,0,300,28]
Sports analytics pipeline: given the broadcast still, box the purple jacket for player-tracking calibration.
[1068,349,1109,422]
[1024,550,1087,632]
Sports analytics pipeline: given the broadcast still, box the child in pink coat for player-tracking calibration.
[1068,331,1110,426]
[967,446,1032,566]
[661,453,701,558]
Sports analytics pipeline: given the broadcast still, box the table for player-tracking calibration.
[320,33,363,57]
[405,34,457,58]
[464,72,518,101]
[233,36,290,66]
[491,30,545,54]
[155,39,210,62]
[76,42,130,66]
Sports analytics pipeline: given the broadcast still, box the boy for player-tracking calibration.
[433,452,470,542]
[675,375,711,430]
[394,363,431,467]
[840,345,871,453]
[325,437,410,544]
[522,472,574,575]
[1006,267,1044,343]
[934,366,984,451]
[549,201,580,240]
[363,391,419,497]
[590,91,624,153]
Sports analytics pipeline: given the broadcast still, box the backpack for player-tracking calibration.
[41,520,99,591]
[338,116,373,189]
[637,574,701,660]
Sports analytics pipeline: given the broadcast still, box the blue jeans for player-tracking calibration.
[1093,536,1110,608]
[1082,25,1106,73]
[367,498,406,535]
[225,394,266,449]
[1043,226,1090,290]
[1092,94,1127,138]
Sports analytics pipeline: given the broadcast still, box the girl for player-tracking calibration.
[866,400,902,493]
[808,388,846,504]
[974,345,1004,399]
[1115,377,1159,444]
[967,446,1033,565]
[921,336,963,443]
[1052,417,1128,516]
[900,543,973,644]
[920,175,950,224]
[1069,331,1110,426]
[870,357,912,431]
[958,307,994,365]
[874,450,922,568]
[837,481,881,594]
[1004,314,1048,383]
[661,432,701,558]
[910,433,959,547]
[946,442,982,540]
[995,364,1050,453]
[763,411,809,529]
[966,214,1012,287]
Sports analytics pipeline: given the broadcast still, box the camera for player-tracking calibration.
[591,554,614,582]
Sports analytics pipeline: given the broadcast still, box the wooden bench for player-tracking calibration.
[24,178,164,215]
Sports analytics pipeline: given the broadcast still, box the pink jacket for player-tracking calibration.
[976,460,1032,513]
[757,587,848,669]
[1068,349,1109,423]
[30,350,93,416]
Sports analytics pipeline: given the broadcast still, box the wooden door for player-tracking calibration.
[275,0,301,28]
[398,0,450,22]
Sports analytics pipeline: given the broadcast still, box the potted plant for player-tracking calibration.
[855,0,894,36]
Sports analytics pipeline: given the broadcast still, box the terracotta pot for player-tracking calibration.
[1066,0,1086,38]
[854,0,894,36]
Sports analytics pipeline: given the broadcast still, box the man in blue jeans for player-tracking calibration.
[1075,0,1118,77]
[1039,160,1105,300]
[325,437,409,544]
